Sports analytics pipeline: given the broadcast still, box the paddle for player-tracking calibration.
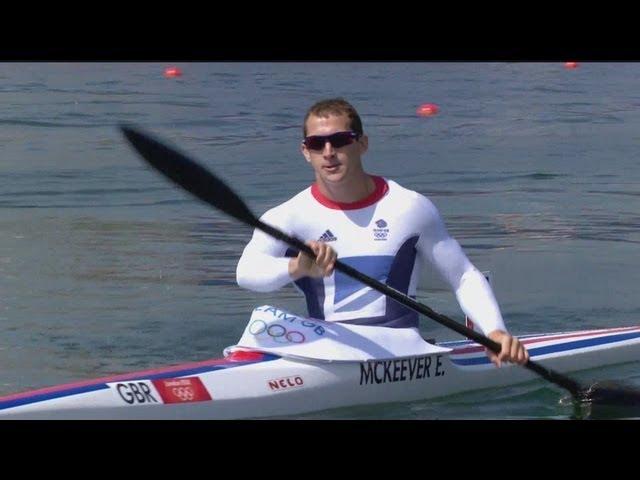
[119,124,638,409]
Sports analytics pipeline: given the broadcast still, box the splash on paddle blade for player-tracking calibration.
[582,380,640,406]
[562,380,640,419]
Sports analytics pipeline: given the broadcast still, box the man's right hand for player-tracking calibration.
[289,240,337,279]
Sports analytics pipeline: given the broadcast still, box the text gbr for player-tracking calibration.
[360,354,444,385]
[115,382,159,404]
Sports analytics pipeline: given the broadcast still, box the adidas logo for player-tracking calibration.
[318,229,337,242]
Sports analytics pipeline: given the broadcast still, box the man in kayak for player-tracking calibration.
[237,98,528,367]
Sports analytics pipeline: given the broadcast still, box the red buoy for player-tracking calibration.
[164,67,183,78]
[416,103,439,117]
[564,62,579,69]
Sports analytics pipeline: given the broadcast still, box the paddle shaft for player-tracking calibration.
[255,218,583,396]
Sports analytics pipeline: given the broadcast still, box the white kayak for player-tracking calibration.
[1,305,639,419]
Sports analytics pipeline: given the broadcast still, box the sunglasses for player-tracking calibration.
[303,131,360,151]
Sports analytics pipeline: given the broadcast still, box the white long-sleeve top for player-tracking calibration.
[237,176,506,334]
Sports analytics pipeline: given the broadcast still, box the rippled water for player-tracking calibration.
[0,62,639,418]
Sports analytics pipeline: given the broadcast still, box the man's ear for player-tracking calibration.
[301,142,312,163]
[359,134,369,154]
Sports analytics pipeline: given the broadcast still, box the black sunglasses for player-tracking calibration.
[303,131,360,151]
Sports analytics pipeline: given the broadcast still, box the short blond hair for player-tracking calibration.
[303,98,363,137]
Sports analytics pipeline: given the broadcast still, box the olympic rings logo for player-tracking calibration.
[171,386,195,401]
[249,319,306,344]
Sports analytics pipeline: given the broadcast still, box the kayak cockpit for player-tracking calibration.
[224,305,451,363]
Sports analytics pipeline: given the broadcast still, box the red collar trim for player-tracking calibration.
[310,176,388,210]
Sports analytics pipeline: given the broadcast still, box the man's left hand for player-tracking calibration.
[486,330,529,367]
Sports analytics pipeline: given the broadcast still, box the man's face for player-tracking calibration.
[301,113,368,185]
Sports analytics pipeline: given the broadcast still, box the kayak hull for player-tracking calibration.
[1,326,639,419]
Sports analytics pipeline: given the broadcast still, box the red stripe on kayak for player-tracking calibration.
[451,326,640,355]
[0,353,266,403]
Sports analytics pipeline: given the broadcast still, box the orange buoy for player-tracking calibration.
[416,103,439,117]
[164,67,183,78]
[564,62,579,69]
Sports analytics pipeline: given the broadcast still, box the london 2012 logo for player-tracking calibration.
[373,219,389,241]
[152,377,212,404]
[171,386,195,401]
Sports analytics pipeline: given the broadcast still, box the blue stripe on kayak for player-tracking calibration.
[0,354,280,411]
[449,331,640,366]
[438,331,564,348]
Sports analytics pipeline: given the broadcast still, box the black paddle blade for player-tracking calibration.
[120,125,258,227]
[565,381,640,419]
[582,380,640,406]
